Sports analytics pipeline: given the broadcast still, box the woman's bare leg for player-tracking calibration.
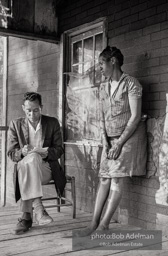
[97,177,124,230]
[75,178,111,236]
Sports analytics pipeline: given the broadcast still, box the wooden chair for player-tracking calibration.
[13,149,76,219]
[42,175,76,219]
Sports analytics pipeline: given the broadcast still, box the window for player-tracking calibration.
[65,22,106,143]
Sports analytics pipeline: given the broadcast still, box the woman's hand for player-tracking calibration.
[107,142,123,160]
[102,144,109,158]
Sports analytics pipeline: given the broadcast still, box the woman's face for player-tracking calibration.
[99,56,113,78]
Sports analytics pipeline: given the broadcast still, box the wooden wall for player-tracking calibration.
[6,36,61,204]
[0,0,58,40]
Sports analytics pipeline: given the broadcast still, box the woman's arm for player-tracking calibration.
[99,95,109,147]
[100,112,109,147]
[108,97,142,160]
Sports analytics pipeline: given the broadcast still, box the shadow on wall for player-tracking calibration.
[66,144,102,211]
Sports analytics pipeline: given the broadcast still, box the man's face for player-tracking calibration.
[22,100,42,123]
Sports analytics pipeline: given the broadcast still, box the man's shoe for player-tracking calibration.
[35,209,53,225]
[13,218,32,235]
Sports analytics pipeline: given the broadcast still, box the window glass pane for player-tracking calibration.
[72,41,82,74]
[65,75,101,141]
[84,37,93,73]
[73,41,82,64]
[95,33,103,84]
[72,64,83,74]
[95,34,103,62]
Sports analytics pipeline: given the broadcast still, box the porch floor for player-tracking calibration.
[0,205,168,256]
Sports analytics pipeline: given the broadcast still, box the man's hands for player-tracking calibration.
[21,145,48,159]
[40,151,48,159]
[21,145,34,156]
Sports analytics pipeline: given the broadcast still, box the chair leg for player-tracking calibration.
[71,177,76,219]
[42,176,76,218]
[57,197,61,212]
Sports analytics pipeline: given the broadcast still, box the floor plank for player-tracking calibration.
[0,206,167,256]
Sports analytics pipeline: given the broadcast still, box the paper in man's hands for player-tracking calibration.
[28,147,48,158]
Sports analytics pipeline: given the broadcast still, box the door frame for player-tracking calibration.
[0,36,8,206]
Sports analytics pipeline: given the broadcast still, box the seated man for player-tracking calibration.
[7,92,66,235]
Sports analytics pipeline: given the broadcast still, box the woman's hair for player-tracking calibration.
[23,92,42,106]
[99,46,124,66]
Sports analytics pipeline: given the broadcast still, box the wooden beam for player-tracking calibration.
[0,27,60,43]
[0,126,8,131]
[1,37,8,207]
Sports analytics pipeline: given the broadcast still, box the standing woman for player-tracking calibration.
[77,46,147,236]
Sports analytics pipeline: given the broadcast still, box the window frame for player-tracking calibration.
[62,19,107,146]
